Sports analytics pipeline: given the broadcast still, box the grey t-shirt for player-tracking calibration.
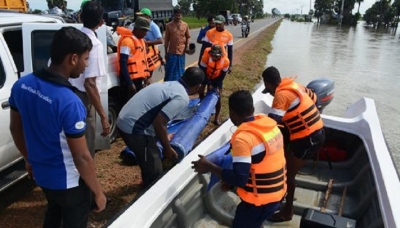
[117,81,189,136]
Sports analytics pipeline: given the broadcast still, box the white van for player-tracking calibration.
[0,12,120,191]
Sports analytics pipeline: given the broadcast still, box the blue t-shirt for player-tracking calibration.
[197,25,211,43]
[8,69,87,190]
[144,21,162,41]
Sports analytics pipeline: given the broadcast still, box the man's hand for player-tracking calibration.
[100,116,110,137]
[128,84,136,96]
[220,180,231,192]
[144,78,152,87]
[227,67,232,74]
[92,192,107,213]
[191,155,212,174]
[25,160,34,179]
[163,146,178,160]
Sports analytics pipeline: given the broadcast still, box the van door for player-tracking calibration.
[21,23,110,149]
[0,34,23,172]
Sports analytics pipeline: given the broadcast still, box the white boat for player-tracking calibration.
[107,85,400,228]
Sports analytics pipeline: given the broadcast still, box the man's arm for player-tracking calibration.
[67,136,106,212]
[145,37,163,46]
[9,109,33,178]
[9,110,28,160]
[153,113,178,160]
[84,78,110,137]
[184,24,191,50]
[164,24,170,55]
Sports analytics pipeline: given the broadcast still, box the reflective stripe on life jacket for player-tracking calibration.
[278,78,323,140]
[232,115,287,206]
[146,45,163,72]
[116,27,150,80]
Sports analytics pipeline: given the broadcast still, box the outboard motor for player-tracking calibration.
[306,78,334,113]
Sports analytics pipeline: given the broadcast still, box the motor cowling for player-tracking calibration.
[306,78,335,113]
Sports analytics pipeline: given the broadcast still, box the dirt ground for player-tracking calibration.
[0,25,273,228]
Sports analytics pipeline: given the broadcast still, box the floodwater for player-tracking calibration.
[266,20,400,173]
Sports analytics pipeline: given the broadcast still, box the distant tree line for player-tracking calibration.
[176,0,264,19]
[313,0,400,27]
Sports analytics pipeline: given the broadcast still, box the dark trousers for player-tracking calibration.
[41,179,91,228]
[232,201,280,228]
[118,129,162,187]
[120,79,145,106]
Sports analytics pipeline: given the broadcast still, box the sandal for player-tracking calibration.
[213,120,221,126]
[267,213,292,223]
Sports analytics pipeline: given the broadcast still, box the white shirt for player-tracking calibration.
[69,27,106,92]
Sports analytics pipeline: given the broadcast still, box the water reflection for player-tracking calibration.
[267,20,400,171]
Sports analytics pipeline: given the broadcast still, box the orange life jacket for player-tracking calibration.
[146,45,163,72]
[116,27,150,80]
[202,47,230,80]
[278,78,324,140]
[233,115,287,206]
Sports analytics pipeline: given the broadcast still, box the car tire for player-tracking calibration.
[108,96,121,143]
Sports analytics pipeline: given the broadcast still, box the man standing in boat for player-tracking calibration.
[261,66,325,222]
[192,90,287,228]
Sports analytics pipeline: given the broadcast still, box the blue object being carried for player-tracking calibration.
[205,142,233,191]
[170,89,220,160]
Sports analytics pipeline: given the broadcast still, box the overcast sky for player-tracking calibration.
[29,0,375,15]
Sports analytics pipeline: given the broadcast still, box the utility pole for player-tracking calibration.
[339,0,345,26]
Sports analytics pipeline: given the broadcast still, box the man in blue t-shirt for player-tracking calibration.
[9,26,106,228]
[135,7,164,77]
[197,14,215,65]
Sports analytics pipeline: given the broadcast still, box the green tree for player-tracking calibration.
[177,0,192,16]
[314,0,334,23]
[46,0,65,9]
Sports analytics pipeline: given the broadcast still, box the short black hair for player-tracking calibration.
[229,90,254,117]
[173,8,182,15]
[81,1,104,29]
[181,67,205,87]
[207,14,215,22]
[50,26,92,64]
[262,66,281,86]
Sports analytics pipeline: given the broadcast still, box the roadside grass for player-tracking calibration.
[183,17,208,29]
[196,19,283,142]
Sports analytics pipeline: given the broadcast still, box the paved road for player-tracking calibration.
[151,17,280,82]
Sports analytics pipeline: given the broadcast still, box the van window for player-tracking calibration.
[31,30,56,72]
[3,30,24,73]
[0,57,5,89]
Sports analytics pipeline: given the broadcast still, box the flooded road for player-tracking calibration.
[266,20,400,172]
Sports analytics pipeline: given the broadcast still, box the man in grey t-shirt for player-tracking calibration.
[117,67,204,187]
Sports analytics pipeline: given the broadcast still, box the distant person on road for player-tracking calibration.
[197,14,215,65]
[241,15,250,34]
[117,16,151,105]
[69,1,110,157]
[164,8,191,81]
[199,44,230,125]
[136,7,164,78]
[192,90,287,228]
[262,66,325,223]
[201,14,233,74]
[9,26,106,228]
[116,67,204,188]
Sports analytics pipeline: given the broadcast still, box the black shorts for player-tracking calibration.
[290,129,325,160]
[202,74,226,89]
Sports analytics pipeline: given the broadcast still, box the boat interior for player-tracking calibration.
[148,100,385,228]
